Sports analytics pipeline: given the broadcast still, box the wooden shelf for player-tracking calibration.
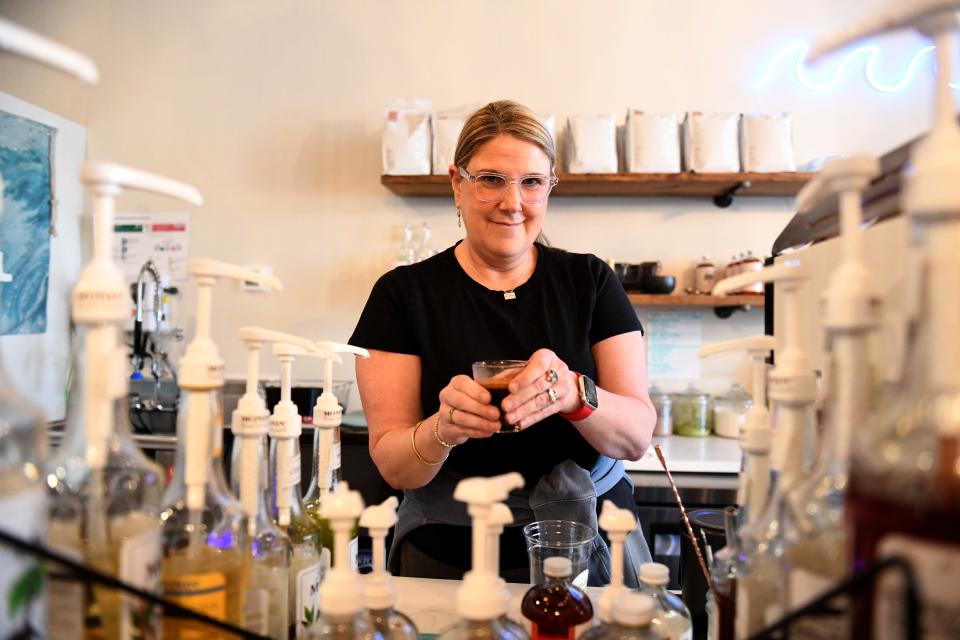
[381,172,812,199]
[627,293,764,308]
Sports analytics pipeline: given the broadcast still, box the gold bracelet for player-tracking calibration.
[434,413,455,448]
[411,420,443,466]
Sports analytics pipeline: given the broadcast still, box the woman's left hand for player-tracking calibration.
[500,349,580,430]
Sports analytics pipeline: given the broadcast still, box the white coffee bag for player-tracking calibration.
[431,104,478,175]
[683,112,741,173]
[625,110,681,173]
[382,98,432,175]
[740,113,796,172]
[565,114,618,174]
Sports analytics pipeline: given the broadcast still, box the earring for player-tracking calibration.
[456,207,462,228]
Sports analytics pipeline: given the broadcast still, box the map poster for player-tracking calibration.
[0,110,54,336]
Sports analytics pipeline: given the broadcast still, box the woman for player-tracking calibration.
[351,100,656,581]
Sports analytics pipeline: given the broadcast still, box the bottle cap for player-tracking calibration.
[543,556,572,578]
[613,592,655,627]
[639,562,669,586]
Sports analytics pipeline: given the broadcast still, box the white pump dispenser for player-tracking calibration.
[311,482,376,640]
[231,327,321,525]
[47,162,197,638]
[446,473,527,627]
[360,497,420,640]
[487,503,529,638]
[715,261,815,491]
[269,342,341,526]
[699,336,775,520]
[782,156,883,611]
[0,16,99,83]
[596,500,638,624]
[177,259,281,513]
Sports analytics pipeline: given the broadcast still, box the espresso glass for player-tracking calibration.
[471,360,526,432]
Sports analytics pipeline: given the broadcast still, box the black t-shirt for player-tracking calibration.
[349,242,643,487]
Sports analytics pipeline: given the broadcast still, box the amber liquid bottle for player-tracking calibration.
[521,557,593,640]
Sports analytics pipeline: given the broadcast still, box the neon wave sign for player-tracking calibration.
[750,40,960,93]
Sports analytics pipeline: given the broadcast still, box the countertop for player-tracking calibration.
[623,435,741,474]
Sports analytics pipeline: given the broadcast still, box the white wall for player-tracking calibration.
[0,0,935,408]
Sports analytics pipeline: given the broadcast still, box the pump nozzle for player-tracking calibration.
[597,500,638,623]
[453,473,524,621]
[359,496,401,610]
[311,341,370,428]
[0,16,99,83]
[319,483,366,617]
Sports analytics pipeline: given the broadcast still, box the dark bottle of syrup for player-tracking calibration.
[521,557,593,640]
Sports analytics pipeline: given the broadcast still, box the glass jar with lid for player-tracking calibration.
[712,383,751,439]
[649,386,672,437]
[670,385,711,437]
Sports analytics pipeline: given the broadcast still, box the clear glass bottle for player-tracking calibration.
[236,430,290,638]
[521,556,593,640]
[271,427,325,637]
[649,386,672,437]
[638,563,691,640]
[416,220,436,262]
[394,223,415,268]
[578,593,658,640]
[0,303,48,638]
[159,388,249,638]
[307,611,378,640]
[46,324,165,639]
[708,507,740,640]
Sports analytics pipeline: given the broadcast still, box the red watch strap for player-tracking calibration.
[558,372,595,422]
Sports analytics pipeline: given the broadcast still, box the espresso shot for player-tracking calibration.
[472,360,526,433]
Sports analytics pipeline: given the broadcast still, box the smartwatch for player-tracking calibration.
[558,372,599,422]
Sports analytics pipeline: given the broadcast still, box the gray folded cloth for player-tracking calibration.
[530,460,650,588]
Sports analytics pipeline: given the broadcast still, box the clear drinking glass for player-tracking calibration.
[472,360,527,433]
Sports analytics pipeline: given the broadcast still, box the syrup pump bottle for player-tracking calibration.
[780,156,881,619]
[714,262,817,628]
[809,2,960,636]
[46,163,202,639]
[0,23,96,637]
[359,496,419,640]
[699,336,774,639]
[159,259,281,637]
[580,593,659,640]
[268,340,340,637]
[438,473,529,640]
[303,341,369,569]
[231,329,323,638]
[307,482,376,640]
[596,500,637,625]
[706,506,740,640]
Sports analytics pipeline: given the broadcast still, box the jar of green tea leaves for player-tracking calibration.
[671,386,711,437]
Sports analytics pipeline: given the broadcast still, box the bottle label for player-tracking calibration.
[119,524,163,639]
[348,536,359,570]
[243,587,269,634]
[162,571,227,639]
[284,452,302,489]
[331,441,341,472]
[295,561,322,634]
[46,521,84,640]
[876,534,960,640]
[0,487,46,640]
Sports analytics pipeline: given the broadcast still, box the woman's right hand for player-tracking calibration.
[437,374,502,444]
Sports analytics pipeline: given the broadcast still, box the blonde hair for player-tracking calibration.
[454,100,557,173]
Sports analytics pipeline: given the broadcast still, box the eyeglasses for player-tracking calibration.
[458,167,558,204]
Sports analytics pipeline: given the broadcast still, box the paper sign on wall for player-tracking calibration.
[646,311,702,380]
[113,212,190,283]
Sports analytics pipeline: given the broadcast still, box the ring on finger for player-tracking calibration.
[448,407,457,425]
[545,369,559,385]
[546,387,559,404]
